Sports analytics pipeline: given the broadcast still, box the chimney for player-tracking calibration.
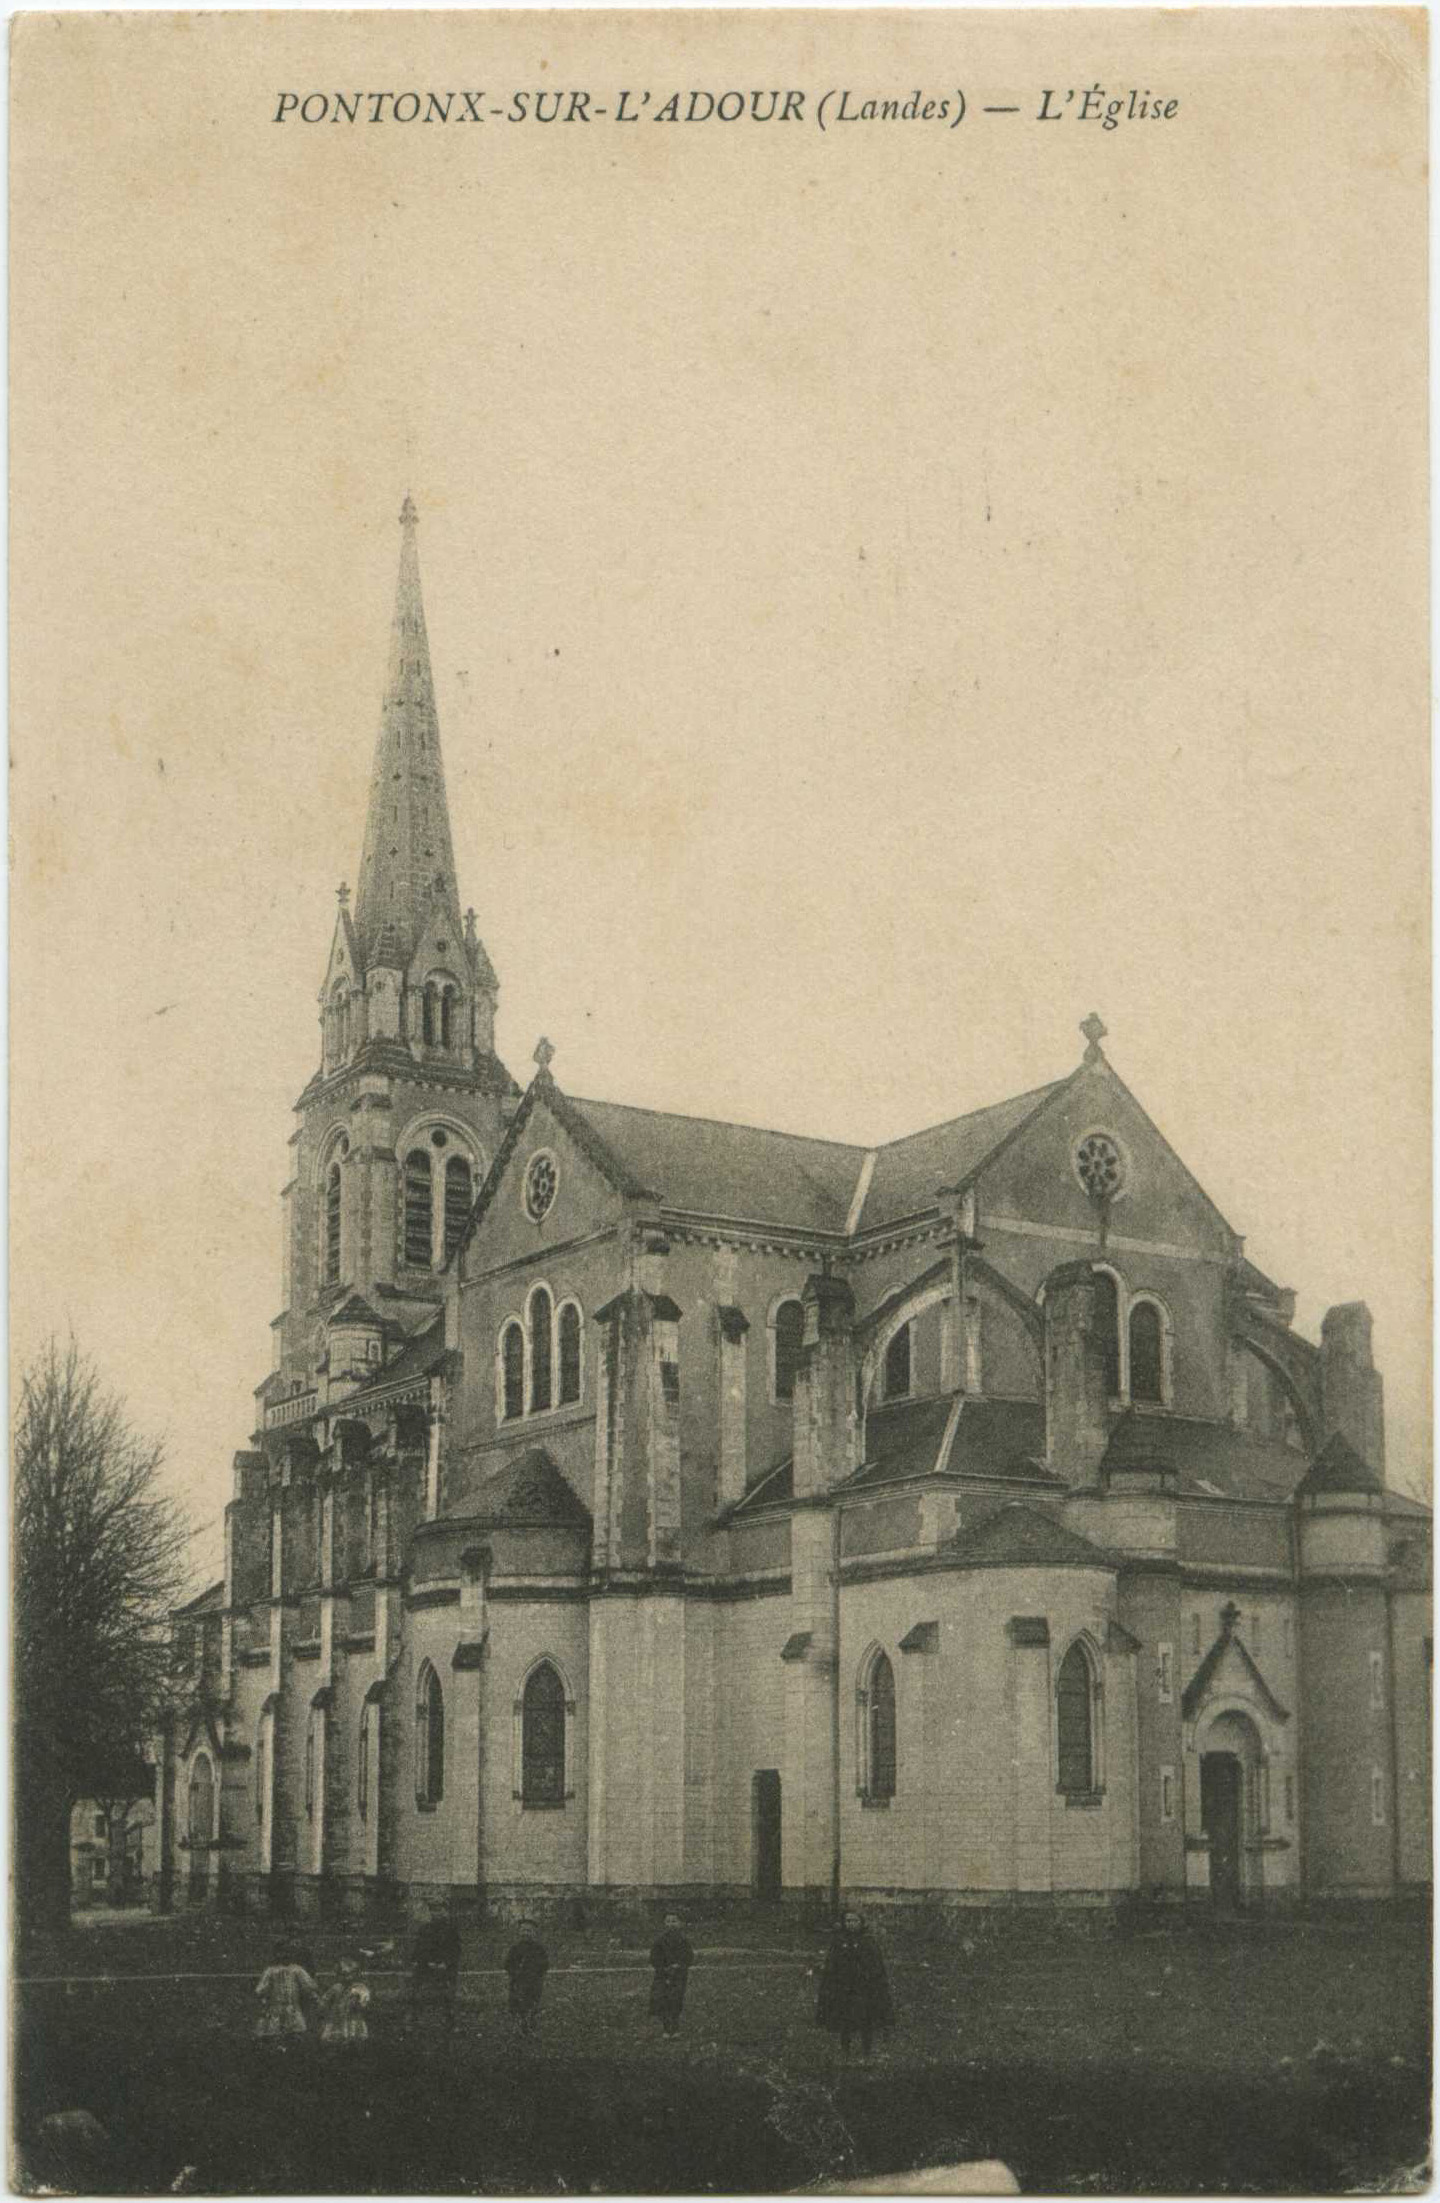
[1320,1302,1385,1478]
[1044,1261,1112,1484]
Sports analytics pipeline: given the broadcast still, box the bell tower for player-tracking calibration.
[266,499,515,1405]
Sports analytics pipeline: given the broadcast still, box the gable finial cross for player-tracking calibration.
[533,1037,555,1074]
[336,881,350,909]
[1080,1011,1108,1062]
[1220,1600,1241,1638]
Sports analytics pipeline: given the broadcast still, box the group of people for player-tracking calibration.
[255,1903,895,2059]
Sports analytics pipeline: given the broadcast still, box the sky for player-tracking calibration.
[11,10,1429,1583]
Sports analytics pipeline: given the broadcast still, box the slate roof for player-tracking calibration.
[945,1503,1115,1572]
[441,1446,591,1530]
[568,1097,865,1233]
[335,1317,449,1405]
[562,1077,1067,1237]
[856,1084,1065,1230]
[843,1394,1058,1491]
[1100,1411,1309,1503]
[1295,1432,1385,1497]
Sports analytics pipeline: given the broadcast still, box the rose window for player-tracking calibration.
[524,1151,558,1223]
[1074,1132,1125,1203]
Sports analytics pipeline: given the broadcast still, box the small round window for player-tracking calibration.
[1074,1130,1125,1203]
[523,1150,558,1223]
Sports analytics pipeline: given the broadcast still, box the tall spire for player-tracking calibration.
[352,496,462,970]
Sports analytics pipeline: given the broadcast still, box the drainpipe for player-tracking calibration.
[1386,1586,1403,1894]
[831,1496,842,1919]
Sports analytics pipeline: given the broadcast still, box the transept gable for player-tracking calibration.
[975,1045,1240,1261]
[456,1055,655,1270]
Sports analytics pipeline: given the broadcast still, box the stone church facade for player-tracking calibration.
[157,502,1432,1921]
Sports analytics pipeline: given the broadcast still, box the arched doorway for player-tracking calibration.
[1198,1709,1264,1910]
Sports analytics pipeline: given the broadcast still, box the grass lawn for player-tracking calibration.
[13,1904,1431,2193]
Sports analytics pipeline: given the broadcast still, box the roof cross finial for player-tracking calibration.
[337,881,350,909]
[533,1036,556,1074]
[1080,1011,1108,1063]
[400,492,418,530]
[1220,1600,1241,1637]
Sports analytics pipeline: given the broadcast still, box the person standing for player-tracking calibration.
[815,1910,894,2060]
[410,1900,461,2034]
[504,1918,550,2041]
[254,1941,318,2043]
[318,1955,371,2049]
[649,1913,695,2039]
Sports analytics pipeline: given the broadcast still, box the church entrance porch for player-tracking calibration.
[752,1770,782,1901]
[1200,1753,1242,1909]
[1197,1708,1266,1909]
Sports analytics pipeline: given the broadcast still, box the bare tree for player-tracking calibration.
[13,1338,191,1935]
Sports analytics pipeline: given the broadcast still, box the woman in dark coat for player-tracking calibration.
[815,1910,894,2059]
[648,1913,695,2037]
[504,1918,549,2040]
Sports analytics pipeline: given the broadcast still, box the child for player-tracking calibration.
[319,1955,371,2047]
[254,1941,318,2041]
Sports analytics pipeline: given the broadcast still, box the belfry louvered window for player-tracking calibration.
[443,1155,472,1260]
[404,1149,433,1267]
[324,1163,342,1285]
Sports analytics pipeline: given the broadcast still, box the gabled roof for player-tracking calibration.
[1182,1619,1291,1723]
[334,1316,449,1403]
[176,1579,225,1617]
[1295,1432,1384,1497]
[456,1068,655,1261]
[945,1503,1115,1572]
[856,1082,1067,1231]
[567,1097,865,1234]
[441,1446,591,1530]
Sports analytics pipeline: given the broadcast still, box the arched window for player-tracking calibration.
[422,984,438,1047]
[1057,1643,1097,1795]
[772,1298,805,1403]
[1129,1300,1165,1405]
[884,1323,912,1401]
[558,1301,582,1406]
[521,1662,567,1806]
[404,1148,433,1268]
[1094,1271,1122,1398]
[187,1754,214,1846]
[324,1162,343,1285]
[529,1287,554,1413]
[861,1650,897,1802]
[358,1700,374,1821]
[440,988,455,1048]
[416,1662,444,1806]
[443,1155,472,1259]
[501,1323,525,1422]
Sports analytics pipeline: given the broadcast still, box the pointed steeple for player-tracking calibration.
[352,497,462,972]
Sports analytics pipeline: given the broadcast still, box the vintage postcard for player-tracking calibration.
[9,8,1430,2195]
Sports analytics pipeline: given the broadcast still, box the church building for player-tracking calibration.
[157,501,1432,1920]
